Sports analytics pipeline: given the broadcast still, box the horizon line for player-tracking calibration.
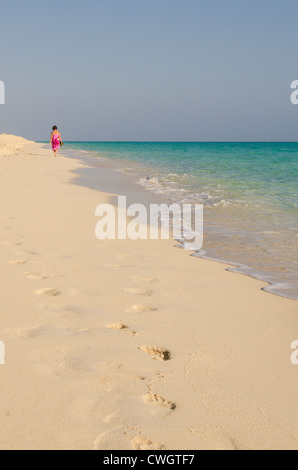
[37,140,298,144]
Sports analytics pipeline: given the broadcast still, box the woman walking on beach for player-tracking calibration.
[50,125,63,157]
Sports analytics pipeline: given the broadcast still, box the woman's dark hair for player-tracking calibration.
[52,125,58,131]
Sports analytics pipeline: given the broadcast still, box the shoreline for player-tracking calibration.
[61,143,298,302]
[0,137,297,450]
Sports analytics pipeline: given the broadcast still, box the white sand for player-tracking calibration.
[0,134,35,157]
[0,136,297,450]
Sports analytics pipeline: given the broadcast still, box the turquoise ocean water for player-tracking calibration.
[57,142,298,300]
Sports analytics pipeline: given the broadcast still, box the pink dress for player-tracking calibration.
[52,133,60,151]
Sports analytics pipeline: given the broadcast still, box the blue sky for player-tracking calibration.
[0,0,297,141]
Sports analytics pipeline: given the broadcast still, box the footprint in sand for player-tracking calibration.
[131,436,165,451]
[143,391,176,414]
[107,323,129,331]
[93,429,165,451]
[18,325,91,338]
[93,428,131,450]
[16,250,39,256]
[55,348,107,378]
[18,326,48,338]
[139,345,171,362]
[125,288,153,297]
[107,323,137,336]
[102,411,120,424]
[157,372,166,380]
[126,305,158,314]
[34,288,60,297]
[61,306,83,317]
[9,259,27,265]
[24,272,47,280]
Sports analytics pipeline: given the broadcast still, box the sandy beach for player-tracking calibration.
[0,135,297,450]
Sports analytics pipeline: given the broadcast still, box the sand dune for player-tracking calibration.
[0,134,35,157]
